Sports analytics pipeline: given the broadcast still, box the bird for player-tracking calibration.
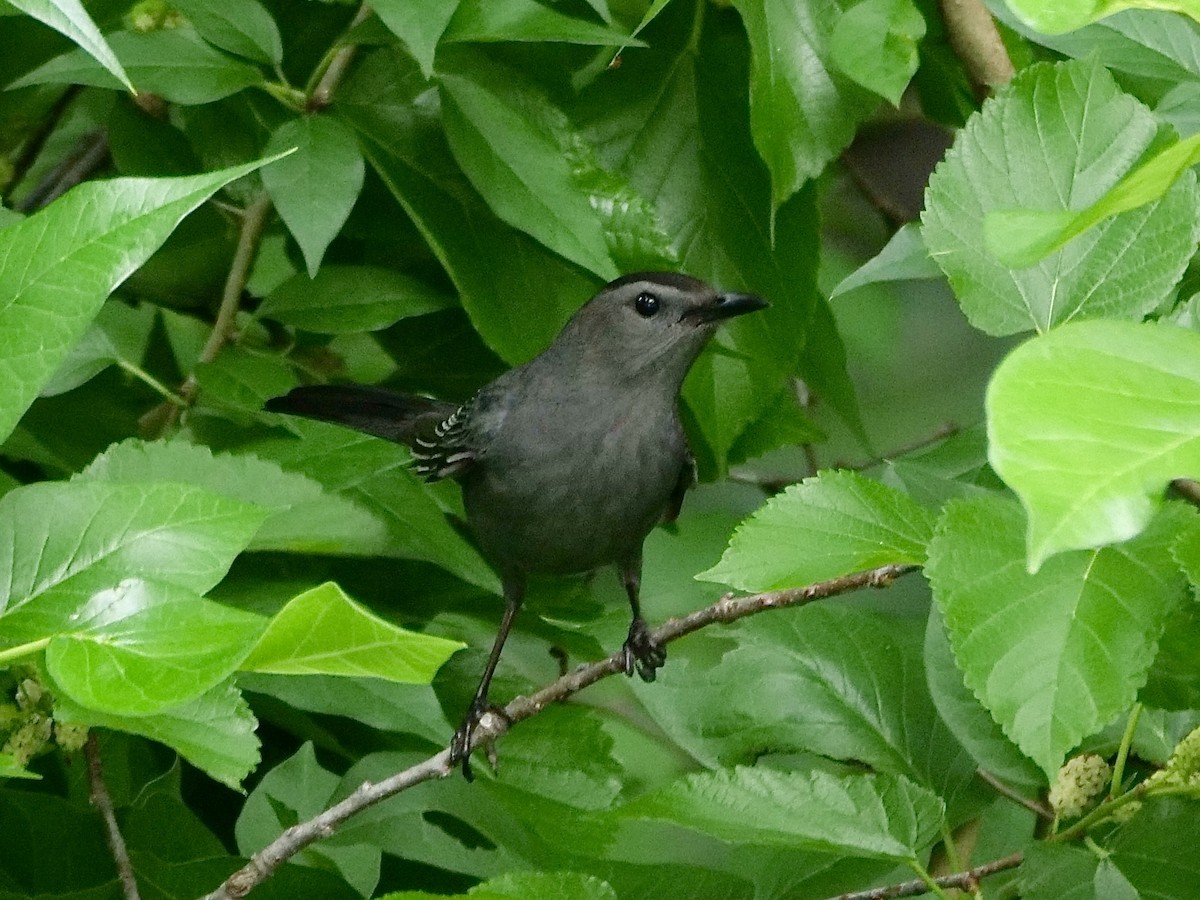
[266,272,768,776]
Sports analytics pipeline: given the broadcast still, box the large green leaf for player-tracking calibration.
[699,469,935,591]
[731,0,877,207]
[988,320,1200,568]
[0,156,280,444]
[55,680,260,789]
[236,743,379,896]
[258,266,452,334]
[371,0,460,78]
[922,58,1200,335]
[829,0,925,107]
[249,420,499,592]
[8,0,135,92]
[927,495,1190,779]
[0,480,266,634]
[442,0,639,46]
[172,0,283,66]
[437,55,618,280]
[80,437,394,556]
[241,582,464,682]
[263,116,365,278]
[616,767,944,862]
[11,28,264,104]
[0,480,268,714]
[634,605,978,809]
[574,9,823,468]
[340,46,599,364]
[44,578,264,715]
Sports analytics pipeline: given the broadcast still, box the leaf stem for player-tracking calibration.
[0,638,51,666]
[1109,703,1141,799]
[306,3,372,111]
[162,191,273,434]
[908,861,952,899]
[115,359,186,407]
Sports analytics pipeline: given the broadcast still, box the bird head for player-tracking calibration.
[554,272,769,384]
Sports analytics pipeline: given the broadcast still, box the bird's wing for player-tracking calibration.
[410,402,479,481]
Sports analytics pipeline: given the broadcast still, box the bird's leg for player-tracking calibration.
[449,577,523,780]
[619,560,666,682]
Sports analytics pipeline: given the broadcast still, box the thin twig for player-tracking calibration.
[202,563,918,900]
[828,851,1023,900]
[977,768,1053,820]
[307,3,372,111]
[159,191,273,433]
[86,734,141,900]
[938,0,1015,92]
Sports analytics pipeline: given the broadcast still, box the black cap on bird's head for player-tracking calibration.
[555,272,769,380]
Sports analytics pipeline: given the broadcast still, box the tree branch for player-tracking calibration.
[203,562,918,900]
[828,851,1023,899]
[939,0,1015,92]
[86,734,141,900]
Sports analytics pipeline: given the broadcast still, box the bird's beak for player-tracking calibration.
[690,291,769,324]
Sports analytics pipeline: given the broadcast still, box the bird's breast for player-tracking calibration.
[462,399,686,577]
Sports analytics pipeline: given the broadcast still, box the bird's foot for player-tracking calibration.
[621,617,666,682]
[448,699,510,781]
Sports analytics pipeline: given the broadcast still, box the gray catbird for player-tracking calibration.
[266,272,768,775]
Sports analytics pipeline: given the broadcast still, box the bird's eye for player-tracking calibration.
[634,292,660,317]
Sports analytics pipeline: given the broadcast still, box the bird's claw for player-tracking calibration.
[621,617,666,682]
[449,699,509,781]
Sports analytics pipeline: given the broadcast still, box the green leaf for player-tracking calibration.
[617,767,944,862]
[371,0,460,78]
[829,223,941,300]
[925,605,1046,790]
[0,155,280,444]
[731,0,877,207]
[41,300,156,396]
[699,470,935,591]
[437,56,618,280]
[259,265,452,333]
[985,131,1200,268]
[172,0,283,66]
[926,495,1190,779]
[576,14,820,469]
[0,480,267,639]
[80,437,394,557]
[635,605,978,808]
[248,421,500,592]
[55,679,260,789]
[241,582,464,681]
[341,47,599,364]
[442,0,640,46]
[830,0,925,106]
[8,0,135,92]
[194,346,298,425]
[922,58,1200,335]
[45,578,264,715]
[987,320,1200,568]
[263,116,365,278]
[1004,0,1200,34]
[237,743,379,895]
[466,872,617,900]
[239,673,451,745]
[12,28,265,104]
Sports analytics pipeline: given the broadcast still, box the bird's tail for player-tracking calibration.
[265,384,456,447]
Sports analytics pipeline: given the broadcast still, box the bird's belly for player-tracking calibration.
[462,418,684,576]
